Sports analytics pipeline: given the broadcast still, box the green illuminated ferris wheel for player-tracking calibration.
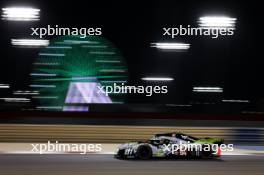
[31,35,128,111]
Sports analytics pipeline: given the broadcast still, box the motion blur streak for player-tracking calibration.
[95,60,121,63]
[90,51,115,55]
[198,16,237,28]
[0,98,30,103]
[32,96,58,99]
[193,87,223,93]
[30,85,56,88]
[63,40,98,44]
[36,106,63,110]
[13,91,39,95]
[38,53,65,56]
[150,43,190,50]
[222,100,250,103]
[142,77,174,81]
[0,124,263,144]
[46,46,72,49]
[1,7,40,21]
[30,73,57,77]
[33,62,60,66]
[0,155,263,175]
[0,84,9,88]
[99,69,126,73]
[11,39,49,47]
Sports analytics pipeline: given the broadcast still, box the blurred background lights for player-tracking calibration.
[142,77,174,81]
[222,99,249,103]
[0,98,30,103]
[11,39,49,47]
[193,87,223,93]
[198,16,237,29]
[0,84,10,88]
[1,7,40,21]
[151,43,190,50]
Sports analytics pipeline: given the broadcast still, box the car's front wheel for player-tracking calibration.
[136,145,152,160]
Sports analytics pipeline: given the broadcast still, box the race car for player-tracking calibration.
[114,132,224,160]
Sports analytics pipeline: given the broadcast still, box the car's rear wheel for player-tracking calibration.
[201,145,213,158]
[136,145,152,160]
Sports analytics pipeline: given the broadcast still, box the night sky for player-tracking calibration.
[0,0,262,113]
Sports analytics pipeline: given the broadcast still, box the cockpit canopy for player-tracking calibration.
[151,133,199,143]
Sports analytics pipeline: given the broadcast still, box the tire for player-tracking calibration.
[201,145,213,158]
[115,149,125,159]
[136,145,152,160]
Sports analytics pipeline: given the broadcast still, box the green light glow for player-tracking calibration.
[31,35,128,110]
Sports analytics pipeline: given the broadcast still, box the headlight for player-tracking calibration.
[114,147,120,154]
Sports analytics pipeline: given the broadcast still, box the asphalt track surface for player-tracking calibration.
[1,154,264,175]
